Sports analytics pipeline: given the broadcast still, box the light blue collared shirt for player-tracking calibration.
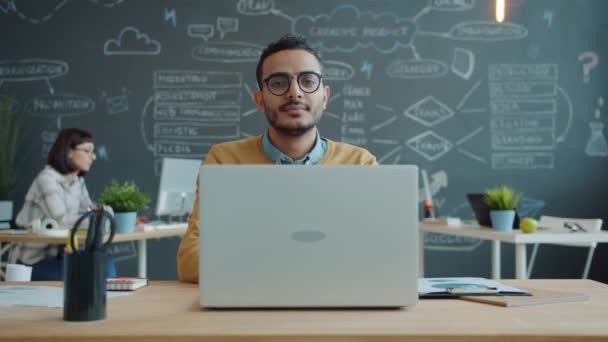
[262,130,327,165]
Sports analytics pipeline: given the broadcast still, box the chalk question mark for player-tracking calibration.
[578,51,599,83]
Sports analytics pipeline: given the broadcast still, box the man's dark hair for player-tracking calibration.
[256,33,323,90]
[47,128,94,176]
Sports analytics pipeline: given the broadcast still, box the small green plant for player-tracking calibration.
[98,180,150,212]
[0,95,20,200]
[484,185,523,211]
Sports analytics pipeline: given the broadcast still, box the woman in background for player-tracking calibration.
[14,128,117,280]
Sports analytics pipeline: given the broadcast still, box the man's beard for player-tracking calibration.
[265,100,322,137]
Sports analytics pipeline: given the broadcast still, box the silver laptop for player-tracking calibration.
[198,165,419,308]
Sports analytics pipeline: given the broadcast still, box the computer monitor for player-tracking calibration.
[155,158,201,217]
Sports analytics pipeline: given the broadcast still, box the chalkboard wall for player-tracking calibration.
[2,0,607,282]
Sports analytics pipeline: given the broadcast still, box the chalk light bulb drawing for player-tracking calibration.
[496,0,506,23]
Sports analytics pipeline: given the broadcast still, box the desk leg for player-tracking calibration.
[491,241,501,279]
[138,240,147,278]
[515,244,527,279]
[418,231,424,278]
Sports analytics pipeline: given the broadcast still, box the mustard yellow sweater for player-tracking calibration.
[176,135,378,283]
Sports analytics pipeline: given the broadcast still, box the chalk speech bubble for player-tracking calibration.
[449,21,528,41]
[386,59,448,79]
[323,60,355,81]
[192,42,263,63]
[188,24,214,41]
[0,59,68,81]
[428,0,475,11]
[217,17,239,39]
[236,0,275,15]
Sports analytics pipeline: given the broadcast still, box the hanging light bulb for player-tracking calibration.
[496,0,506,23]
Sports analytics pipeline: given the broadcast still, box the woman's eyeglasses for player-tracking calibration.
[74,148,96,156]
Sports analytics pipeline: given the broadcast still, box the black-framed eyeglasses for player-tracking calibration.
[262,72,323,96]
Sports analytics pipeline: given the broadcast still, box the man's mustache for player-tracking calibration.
[279,100,310,111]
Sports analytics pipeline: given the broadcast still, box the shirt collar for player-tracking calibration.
[44,165,80,187]
[262,129,326,165]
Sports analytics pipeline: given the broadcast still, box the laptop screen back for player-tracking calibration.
[198,165,419,308]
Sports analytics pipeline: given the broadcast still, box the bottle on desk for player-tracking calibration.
[423,199,438,219]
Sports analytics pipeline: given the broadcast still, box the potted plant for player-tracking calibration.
[0,95,20,229]
[98,180,150,233]
[484,185,523,232]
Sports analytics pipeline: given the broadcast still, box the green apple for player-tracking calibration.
[520,217,538,233]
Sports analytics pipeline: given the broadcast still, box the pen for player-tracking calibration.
[66,230,79,253]
[421,169,435,219]
[84,209,97,251]
[564,222,586,232]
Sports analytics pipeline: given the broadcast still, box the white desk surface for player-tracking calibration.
[420,223,608,244]
[0,227,187,279]
[0,227,186,243]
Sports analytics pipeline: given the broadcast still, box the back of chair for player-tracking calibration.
[539,215,603,248]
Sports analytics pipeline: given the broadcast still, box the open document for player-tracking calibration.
[418,277,530,297]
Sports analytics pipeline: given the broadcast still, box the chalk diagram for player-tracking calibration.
[585,97,607,157]
[134,0,566,250]
[140,70,245,174]
[233,0,568,252]
[0,59,99,156]
[0,0,125,24]
[231,1,575,171]
[0,3,129,158]
[141,9,259,174]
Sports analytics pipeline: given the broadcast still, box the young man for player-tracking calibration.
[177,34,377,283]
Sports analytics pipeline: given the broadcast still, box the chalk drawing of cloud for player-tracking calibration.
[104,27,161,56]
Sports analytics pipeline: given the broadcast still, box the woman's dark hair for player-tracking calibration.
[256,33,323,90]
[47,128,94,176]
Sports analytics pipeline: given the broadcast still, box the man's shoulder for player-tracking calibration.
[324,139,377,165]
[210,136,261,154]
[214,136,260,148]
[206,136,268,164]
[326,139,373,155]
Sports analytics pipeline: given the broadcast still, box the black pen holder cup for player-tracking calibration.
[63,251,108,322]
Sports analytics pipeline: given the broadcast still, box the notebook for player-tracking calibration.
[198,165,419,308]
[106,277,149,291]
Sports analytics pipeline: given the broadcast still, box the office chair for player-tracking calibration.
[527,215,603,279]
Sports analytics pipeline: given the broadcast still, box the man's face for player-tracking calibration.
[254,49,330,137]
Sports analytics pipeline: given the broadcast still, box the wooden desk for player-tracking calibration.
[0,227,186,278]
[0,280,606,341]
[420,223,608,279]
